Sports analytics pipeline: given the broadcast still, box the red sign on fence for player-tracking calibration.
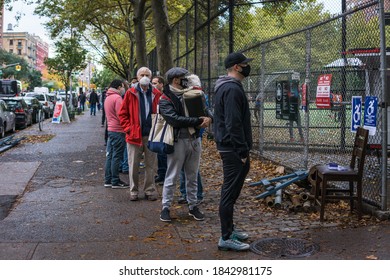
[316,74,332,108]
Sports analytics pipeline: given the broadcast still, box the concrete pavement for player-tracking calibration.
[1,109,390,260]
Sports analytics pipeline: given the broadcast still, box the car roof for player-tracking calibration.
[1,96,23,100]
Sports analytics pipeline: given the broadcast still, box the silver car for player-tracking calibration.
[0,99,16,138]
[25,92,54,118]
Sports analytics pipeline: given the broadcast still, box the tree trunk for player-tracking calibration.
[133,0,148,68]
[151,0,173,75]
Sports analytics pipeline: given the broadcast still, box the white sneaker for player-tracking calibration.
[218,237,250,251]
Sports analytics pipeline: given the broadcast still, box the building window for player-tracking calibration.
[9,39,13,45]
[18,49,22,55]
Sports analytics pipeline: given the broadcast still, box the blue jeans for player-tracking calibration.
[90,104,97,115]
[104,131,126,185]
[179,169,203,200]
[157,152,167,179]
[121,144,129,172]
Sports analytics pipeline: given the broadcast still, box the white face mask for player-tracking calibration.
[139,76,150,86]
[120,88,126,96]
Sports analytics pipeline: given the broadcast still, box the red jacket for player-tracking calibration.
[119,85,162,146]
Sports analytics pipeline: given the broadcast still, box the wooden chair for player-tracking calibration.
[314,127,369,221]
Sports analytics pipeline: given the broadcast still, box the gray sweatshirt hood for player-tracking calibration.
[214,75,242,92]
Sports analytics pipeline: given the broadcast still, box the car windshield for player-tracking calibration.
[26,93,45,101]
[4,100,21,109]
[23,98,32,105]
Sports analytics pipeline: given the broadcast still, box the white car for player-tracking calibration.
[0,99,16,138]
[25,92,54,118]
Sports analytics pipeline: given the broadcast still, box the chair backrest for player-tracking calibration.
[350,127,369,175]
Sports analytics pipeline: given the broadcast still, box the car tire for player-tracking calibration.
[0,122,4,138]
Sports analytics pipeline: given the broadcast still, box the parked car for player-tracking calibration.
[57,91,78,108]
[25,92,54,118]
[1,97,33,129]
[47,93,57,106]
[0,99,16,138]
[23,96,44,123]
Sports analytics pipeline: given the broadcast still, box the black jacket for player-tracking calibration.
[89,91,99,105]
[159,84,204,141]
[213,76,252,158]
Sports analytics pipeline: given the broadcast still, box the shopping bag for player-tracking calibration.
[147,113,174,154]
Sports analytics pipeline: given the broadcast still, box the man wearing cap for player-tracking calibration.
[213,52,253,251]
[158,67,212,222]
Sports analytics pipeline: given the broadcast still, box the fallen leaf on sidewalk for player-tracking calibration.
[366,255,378,260]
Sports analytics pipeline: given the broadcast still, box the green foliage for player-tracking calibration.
[92,67,119,89]
[44,36,87,90]
[0,48,42,87]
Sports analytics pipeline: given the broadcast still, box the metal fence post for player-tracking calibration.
[378,0,388,211]
[304,30,312,170]
[259,44,266,156]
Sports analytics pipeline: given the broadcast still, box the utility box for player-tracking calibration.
[275,72,300,121]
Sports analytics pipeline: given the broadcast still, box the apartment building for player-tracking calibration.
[1,31,49,72]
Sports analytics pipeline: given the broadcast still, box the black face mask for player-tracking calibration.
[180,78,188,88]
[239,65,251,77]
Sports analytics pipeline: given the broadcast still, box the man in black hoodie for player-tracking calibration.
[213,52,253,251]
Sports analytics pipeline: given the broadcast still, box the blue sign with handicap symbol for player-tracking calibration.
[351,96,362,133]
[363,96,378,136]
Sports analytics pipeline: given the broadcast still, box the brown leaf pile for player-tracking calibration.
[199,136,382,227]
[21,134,55,144]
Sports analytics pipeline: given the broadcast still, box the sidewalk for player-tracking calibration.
[0,110,390,260]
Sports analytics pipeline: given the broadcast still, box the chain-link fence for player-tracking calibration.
[148,0,389,210]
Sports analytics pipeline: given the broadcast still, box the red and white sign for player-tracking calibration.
[53,102,63,119]
[52,101,70,123]
[316,74,332,108]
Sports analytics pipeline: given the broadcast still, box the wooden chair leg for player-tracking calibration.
[314,178,320,201]
[320,177,327,222]
[349,181,354,213]
[357,181,362,219]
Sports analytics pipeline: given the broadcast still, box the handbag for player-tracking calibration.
[147,113,174,154]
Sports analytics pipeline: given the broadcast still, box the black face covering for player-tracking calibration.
[239,65,251,77]
[180,78,189,88]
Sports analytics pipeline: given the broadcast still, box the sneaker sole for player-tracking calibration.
[160,217,172,222]
[217,245,250,251]
[112,186,130,189]
[188,213,205,221]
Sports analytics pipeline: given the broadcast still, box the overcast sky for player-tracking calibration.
[3,2,52,52]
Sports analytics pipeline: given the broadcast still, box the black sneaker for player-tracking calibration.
[160,208,171,222]
[112,181,129,189]
[178,196,187,204]
[189,206,204,221]
[155,176,164,184]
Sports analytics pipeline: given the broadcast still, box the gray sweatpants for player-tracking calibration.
[162,137,201,210]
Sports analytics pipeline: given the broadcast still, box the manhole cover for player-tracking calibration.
[45,178,73,188]
[250,238,319,258]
